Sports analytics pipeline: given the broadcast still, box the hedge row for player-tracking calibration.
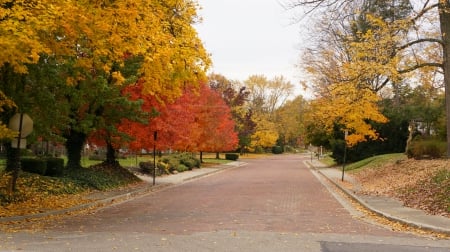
[225,153,239,161]
[20,157,65,176]
[406,140,446,159]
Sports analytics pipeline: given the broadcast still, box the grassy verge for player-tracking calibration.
[348,153,449,217]
[344,153,406,171]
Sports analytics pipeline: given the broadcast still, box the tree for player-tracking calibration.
[250,113,279,151]
[0,0,62,73]
[275,96,308,148]
[45,0,211,168]
[194,85,238,158]
[208,73,256,153]
[285,0,450,156]
[244,75,294,116]
[0,91,17,140]
[118,82,238,158]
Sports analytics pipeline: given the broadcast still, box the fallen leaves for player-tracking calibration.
[0,172,91,218]
[350,158,450,217]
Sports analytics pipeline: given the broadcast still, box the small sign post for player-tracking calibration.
[341,130,348,182]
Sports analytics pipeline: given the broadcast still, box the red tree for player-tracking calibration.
[98,82,238,157]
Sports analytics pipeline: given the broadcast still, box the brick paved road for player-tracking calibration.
[49,154,399,236]
[3,154,450,251]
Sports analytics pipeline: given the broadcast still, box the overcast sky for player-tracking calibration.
[195,0,305,90]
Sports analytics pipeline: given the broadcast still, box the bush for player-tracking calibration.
[139,161,154,174]
[21,158,47,175]
[406,140,446,159]
[225,153,239,161]
[179,154,200,170]
[272,146,283,154]
[45,158,65,176]
[157,153,201,173]
[254,146,264,154]
[284,145,295,153]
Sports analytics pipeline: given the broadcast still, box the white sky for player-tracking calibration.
[195,0,305,90]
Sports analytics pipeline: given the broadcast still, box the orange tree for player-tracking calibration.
[114,83,237,159]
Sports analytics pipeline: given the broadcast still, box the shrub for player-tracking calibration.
[21,158,47,175]
[225,153,239,161]
[139,161,154,174]
[284,145,295,153]
[158,153,200,173]
[272,145,283,154]
[157,161,170,174]
[176,164,188,173]
[45,158,65,176]
[254,146,264,154]
[406,140,446,159]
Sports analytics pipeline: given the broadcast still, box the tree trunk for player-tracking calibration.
[105,141,118,165]
[439,1,450,157]
[200,151,203,163]
[215,152,220,159]
[5,144,20,191]
[65,129,86,169]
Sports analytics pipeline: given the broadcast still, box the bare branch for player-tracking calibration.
[398,62,443,74]
[397,38,444,51]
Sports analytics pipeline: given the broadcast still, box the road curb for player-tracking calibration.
[304,159,450,236]
[0,183,169,223]
[0,161,245,223]
[312,166,450,236]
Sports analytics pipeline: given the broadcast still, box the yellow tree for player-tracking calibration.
[0,91,17,139]
[275,96,308,147]
[310,81,388,147]
[250,112,279,151]
[0,0,62,73]
[1,0,211,169]
[302,16,396,146]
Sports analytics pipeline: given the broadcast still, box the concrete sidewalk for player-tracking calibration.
[306,158,450,235]
[0,161,246,223]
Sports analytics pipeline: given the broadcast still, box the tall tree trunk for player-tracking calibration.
[105,141,118,165]
[65,129,86,169]
[215,152,220,159]
[440,1,450,157]
[5,144,20,191]
[200,151,203,163]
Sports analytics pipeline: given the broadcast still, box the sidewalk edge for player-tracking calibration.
[306,160,450,236]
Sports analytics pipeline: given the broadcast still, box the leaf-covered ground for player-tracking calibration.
[350,157,450,217]
[0,163,141,218]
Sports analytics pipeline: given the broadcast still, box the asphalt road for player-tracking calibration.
[1,154,449,251]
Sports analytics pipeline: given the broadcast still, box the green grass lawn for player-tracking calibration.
[344,153,406,171]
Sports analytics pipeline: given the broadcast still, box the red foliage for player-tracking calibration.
[111,82,238,153]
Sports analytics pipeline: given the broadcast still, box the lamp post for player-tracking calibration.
[153,131,157,186]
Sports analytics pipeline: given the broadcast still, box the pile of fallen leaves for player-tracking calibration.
[0,162,141,218]
[0,172,91,217]
[350,157,450,217]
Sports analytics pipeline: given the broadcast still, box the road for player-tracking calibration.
[1,154,449,251]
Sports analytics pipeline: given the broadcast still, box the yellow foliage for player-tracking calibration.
[1,0,210,101]
[0,91,18,139]
[251,113,279,148]
[311,81,387,146]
